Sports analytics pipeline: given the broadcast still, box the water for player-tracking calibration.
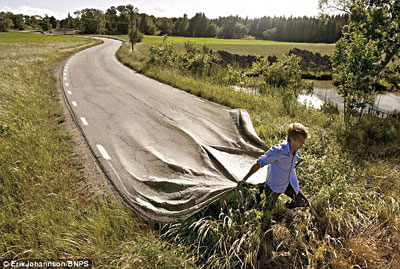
[298,80,400,115]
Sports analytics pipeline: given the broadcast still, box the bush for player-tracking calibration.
[180,42,220,77]
[148,35,179,67]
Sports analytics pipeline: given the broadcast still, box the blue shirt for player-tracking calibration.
[257,141,299,194]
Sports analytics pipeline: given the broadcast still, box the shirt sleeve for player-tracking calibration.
[257,145,280,167]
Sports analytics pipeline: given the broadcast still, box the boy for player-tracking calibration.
[238,123,309,209]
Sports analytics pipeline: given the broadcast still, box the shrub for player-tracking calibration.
[148,35,179,67]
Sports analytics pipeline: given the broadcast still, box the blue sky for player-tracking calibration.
[0,0,320,19]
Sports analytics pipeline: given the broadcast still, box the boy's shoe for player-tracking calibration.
[284,201,297,209]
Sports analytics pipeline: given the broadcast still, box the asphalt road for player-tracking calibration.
[62,38,269,222]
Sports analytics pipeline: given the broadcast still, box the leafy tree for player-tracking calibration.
[126,5,142,51]
[331,0,400,124]
[10,13,24,30]
[116,5,130,34]
[219,21,247,39]
[173,14,189,36]
[129,24,143,51]
[319,0,356,13]
[157,18,174,35]
[262,27,277,39]
[139,15,157,35]
[105,6,119,34]
[23,15,40,29]
[188,13,209,37]
[204,23,218,37]
[49,16,57,29]
[0,13,13,32]
[77,8,106,34]
[40,15,51,31]
[332,30,380,123]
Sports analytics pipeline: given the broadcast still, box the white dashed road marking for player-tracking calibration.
[67,90,72,95]
[72,101,77,107]
[80,117,88,126]
[195,97,205,103]
[97,145,111,160]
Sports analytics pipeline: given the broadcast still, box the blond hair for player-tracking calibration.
[287,123,308,142]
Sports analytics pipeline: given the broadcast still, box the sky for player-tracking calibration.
[0,0,321,20]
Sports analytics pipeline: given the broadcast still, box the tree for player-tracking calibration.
[77,8,106,34]
[49,16,57,29]
[10,13,24,30]
[139,15,157,35]
[219,21,247,39]
[262,27,277,39]
[188,13,209,37]
[330,0,400,124]
[105,6,118,34]
[0,13,13,32]
[40,15,51,31]
[331,30,380,123]
[126,5,142,51]
[157,18,173,35]
[318,0,356,13]
[173,14,189,36]
[129,20,143,51]
[204,23,218,37]
[115,6,130,34]
[23,15,40,29]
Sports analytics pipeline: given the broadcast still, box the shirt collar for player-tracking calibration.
[284,140,290,153]
[285,140,297,156]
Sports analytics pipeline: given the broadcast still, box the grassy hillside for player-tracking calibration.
[0,33,195,268]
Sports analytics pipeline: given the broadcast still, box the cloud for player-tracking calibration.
[0,5,68,20]
[154,6,166,13]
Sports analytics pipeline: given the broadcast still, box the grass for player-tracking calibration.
[116,39,400,268]
[0,32,195,268]
[111,34,335,57]
[0,32,88,43]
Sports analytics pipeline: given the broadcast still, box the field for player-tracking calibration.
[0,32,194,268]
[113,34,335,57]
[0,32,88,42]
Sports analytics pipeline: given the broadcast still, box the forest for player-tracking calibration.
[0,6,348,43]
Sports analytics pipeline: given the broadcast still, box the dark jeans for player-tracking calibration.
[259,183,309,209]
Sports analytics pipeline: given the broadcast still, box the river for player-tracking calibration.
[298,80,400,115]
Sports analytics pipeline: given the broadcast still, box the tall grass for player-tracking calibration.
[0,36,195,268]
[117,39,400,268]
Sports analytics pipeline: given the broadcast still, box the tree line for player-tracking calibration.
[1,5,348,43]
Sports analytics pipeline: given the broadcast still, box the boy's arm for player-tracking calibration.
[238,162,260,186]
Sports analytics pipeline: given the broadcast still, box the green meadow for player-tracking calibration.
[0,32,88,42]
[113,34,335,57]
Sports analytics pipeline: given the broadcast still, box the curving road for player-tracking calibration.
[62,38,269,223]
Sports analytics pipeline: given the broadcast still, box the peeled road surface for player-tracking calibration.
[62,38,269,223]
